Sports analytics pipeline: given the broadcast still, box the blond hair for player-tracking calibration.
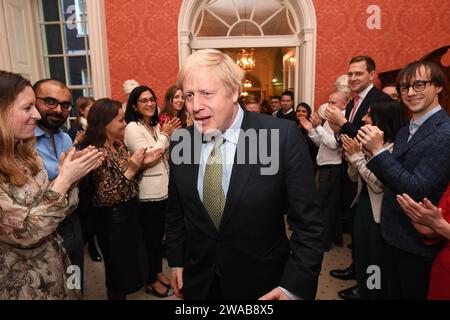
[0,70,40,186]
[334,74,351,98]
[178,49,244,96]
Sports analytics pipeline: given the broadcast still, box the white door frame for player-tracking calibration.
[0,0,12,71]
[86,0,111,99]
[178,0,317,107]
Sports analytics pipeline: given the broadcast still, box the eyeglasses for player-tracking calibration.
[37,97,72,111]
[137,97,156,104]
[398,80,433,95]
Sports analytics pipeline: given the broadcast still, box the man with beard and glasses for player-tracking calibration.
[33,79,85,291]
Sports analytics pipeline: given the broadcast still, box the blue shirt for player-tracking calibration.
[408,105,442,142]
[197,105,243,201]
[35,127,73,181]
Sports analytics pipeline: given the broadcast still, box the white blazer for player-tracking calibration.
[124,121,170,201]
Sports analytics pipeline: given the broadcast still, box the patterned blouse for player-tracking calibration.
[91,142,139,207]
[0,157,80,300]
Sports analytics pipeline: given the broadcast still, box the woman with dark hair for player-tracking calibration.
[0,70,103,299]
[296,102,318,172]
[84,98,164,300]
[124,86,179,297]
[296,102,312,119]
[341,98,407,299]
[159,85,191,127]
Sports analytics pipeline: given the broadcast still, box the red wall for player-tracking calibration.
[313,0,450,107]
[105,0,450,108]
[104,0,183,102]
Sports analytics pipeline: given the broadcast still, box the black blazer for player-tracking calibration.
[166,109,324,299]
[341,86,390,138]
[367,109,450,258]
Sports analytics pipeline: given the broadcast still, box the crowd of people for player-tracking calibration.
[0,49,449,300]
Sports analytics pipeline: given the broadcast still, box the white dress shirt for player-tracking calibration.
[197,105,243,201]
[308,120,343,166]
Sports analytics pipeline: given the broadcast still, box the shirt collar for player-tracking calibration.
[282,108,294,115]
[357,83,374,101]
[34,126,61,138]
[35,126,47,137]
[222,104,243,145]
[410,105,442,127]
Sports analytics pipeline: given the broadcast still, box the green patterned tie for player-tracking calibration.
[203,135,225,229]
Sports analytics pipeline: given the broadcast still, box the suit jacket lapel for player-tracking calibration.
[218,110,253,234]
[392,127,409,157]
[345,99,353,119]
[353,87,377,123]
[395,109,445,157]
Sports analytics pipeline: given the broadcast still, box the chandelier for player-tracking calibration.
[236,48,256,71]
[243,79,252,89]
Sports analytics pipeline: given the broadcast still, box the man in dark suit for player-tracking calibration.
[166,49,323,300]
[325,55,390,137]
[360,60,450,299]
[275,90,299,124]
[325,56,390,299]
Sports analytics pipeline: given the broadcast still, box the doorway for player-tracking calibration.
[178,0,317,106]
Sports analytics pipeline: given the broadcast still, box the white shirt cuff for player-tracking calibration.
[279,286,303,300]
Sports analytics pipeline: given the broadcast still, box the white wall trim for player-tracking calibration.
[86,0,111,99]
[178,0,317,107]
[0,0,12,71]
[190,36,301,49]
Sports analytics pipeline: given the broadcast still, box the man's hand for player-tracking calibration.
[170,267,184,299]
[357,125,384,155]
[258,287,290,300]
[325,105,347,127]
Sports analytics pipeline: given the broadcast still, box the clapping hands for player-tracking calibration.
[161,117,182,136]
[126,147,166,178]
[356,125,384,155]
[341,134,361,157]
[53,146,105,194]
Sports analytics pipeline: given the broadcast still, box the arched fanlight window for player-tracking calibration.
[193,0,298,37]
